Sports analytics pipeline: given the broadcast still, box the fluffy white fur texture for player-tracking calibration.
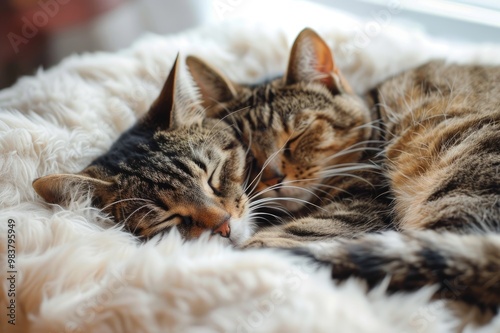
[2,1,500,332]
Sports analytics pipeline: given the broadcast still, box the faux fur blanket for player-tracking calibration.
[2,1,500,332]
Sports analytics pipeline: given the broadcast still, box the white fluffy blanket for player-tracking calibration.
[2,1,500,332]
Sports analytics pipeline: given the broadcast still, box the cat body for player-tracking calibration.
[188,29,500,307]
[377,60,500,233]
[241,60,500,247]
[187,29,393,240]
[306,59,500,307]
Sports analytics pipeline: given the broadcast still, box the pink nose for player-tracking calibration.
[212,220,231,238]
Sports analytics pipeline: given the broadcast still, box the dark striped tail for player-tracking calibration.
[305,230,500,307]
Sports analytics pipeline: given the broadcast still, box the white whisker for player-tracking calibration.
[123,204,153,225]
[244,130,296,195]
[102,197,154,211]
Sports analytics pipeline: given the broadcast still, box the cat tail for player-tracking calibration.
[304,230,500,307]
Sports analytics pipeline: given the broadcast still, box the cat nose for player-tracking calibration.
[212,219,231,238]
[194,207,231,237]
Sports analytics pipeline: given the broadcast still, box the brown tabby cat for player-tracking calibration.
[187,28,392,238]
[310,59,500,306]
[32,57,254,245]
[188,29,500,307]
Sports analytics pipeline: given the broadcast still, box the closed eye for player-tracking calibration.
[284,134,303,159]
[284,124,313,158]
[159,214,181,224]
[292,118,313,137]
[193,158,207,173]
[146,213,180,230]
[208,172,222,196]
[157,214,193,226]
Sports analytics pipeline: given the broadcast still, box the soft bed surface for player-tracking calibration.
[1,1,500,332]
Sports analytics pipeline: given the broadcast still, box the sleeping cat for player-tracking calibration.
[187,28,392,238]
[187,37,378,214]
[188,29,500,306]
[34,29,387,244]
[308,59,500,306]
[32,56,254,245]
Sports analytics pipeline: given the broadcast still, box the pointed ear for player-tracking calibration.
[143,54,180,129]
[186,55,238,113]
[285,28,352,94]
[33,173,114,206]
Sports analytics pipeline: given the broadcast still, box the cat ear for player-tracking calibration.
[186,55,238,114]
[285,28,352,94]
[143,54,180,129]
[33,173,114,205]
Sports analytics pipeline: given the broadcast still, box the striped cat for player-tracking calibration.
[32,57,254,245]
[187,28,392,239]
[307,58,500,307]
[188,29,500,307]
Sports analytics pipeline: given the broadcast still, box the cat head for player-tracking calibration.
[187,28,373,213]
[33,56,253,245]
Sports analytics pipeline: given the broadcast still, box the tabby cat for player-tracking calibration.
[32,56,254,245]
[188,29,500,307]
[187,28,392,239]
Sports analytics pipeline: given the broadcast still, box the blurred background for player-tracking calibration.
[1,0,500,89]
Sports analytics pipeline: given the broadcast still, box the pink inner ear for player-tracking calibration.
[286,28,353,94]
[309,38,341,90]
[315,47,335,74]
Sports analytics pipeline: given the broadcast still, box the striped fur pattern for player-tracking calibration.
[379,60,500,233]
[32,58,253,245]
[256,59,500,307]
[307,231,500,307]
[187,29,378,217]
[190,29,500,307]
[188,29,392,240]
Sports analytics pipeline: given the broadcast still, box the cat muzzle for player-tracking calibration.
[212,220,231,238]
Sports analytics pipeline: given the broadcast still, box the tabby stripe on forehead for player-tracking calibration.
[170,159,194,178]
[265,85,275,105]
[229,123,243,139]
[120,168,176,191]
[267,104,275,128]
[247,112,259,131]
[233,118,245,135]
[282,113,289,133]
